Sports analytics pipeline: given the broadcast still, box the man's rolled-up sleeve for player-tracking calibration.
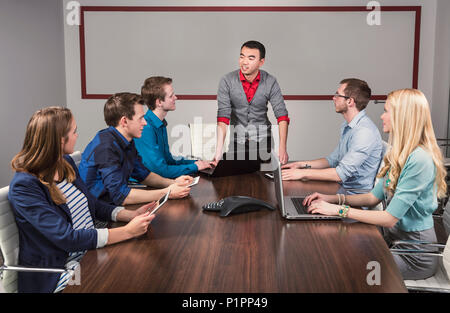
[217,76,232,121]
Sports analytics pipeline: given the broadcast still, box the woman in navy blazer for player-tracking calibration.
[8,107,156,293]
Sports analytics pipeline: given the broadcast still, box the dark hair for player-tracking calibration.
[104,92,144,127]
[340,78,372,111]
[141,76,173,110]
[241,40,266,59]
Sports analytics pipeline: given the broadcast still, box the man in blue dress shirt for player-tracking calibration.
[281,78,383,191]
[135,76,212,179]
[79,92,193,205]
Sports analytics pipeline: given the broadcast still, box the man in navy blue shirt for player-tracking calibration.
[79,92,193,205]
[135,76,212,179]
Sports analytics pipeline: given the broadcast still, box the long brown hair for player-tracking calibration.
[11,106,76,205]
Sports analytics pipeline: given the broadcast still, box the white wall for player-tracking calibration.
[0,0,447,187]
[0,0,66,186]
[63,0,449,162]
[432,0,450,142]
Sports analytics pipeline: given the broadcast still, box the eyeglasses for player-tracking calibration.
[333,93,350,99]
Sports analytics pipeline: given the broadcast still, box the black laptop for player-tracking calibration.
[200,159,261,177]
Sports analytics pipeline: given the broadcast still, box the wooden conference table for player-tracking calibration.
[65,172,406,293]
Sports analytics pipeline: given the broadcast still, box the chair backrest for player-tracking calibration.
[370,141,389,210]
[443,202,450,240]
[378,140,389,174]
[189,123,230,161]
[373,140,389,184]
[442,235,450,283]
[69,150,82,168]
[0,186,19,293]
[441,204,450,282]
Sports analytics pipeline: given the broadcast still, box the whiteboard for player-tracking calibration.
[80,6,420,99]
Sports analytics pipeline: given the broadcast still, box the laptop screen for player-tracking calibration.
[270,152,285,214]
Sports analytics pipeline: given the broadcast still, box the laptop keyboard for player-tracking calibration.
[291,197,308,215]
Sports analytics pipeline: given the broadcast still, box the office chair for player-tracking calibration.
[390,203,450,293]
[67,150,106,229]
[0,186,72,293]
[69,150,82,168]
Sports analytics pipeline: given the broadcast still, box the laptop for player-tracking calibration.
[200,151,261,177]
[271,152,341,220]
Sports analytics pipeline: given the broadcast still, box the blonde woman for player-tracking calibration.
[304,89,447,280]
[8,107,157,292]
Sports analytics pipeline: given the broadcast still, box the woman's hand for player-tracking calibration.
[303,192,336,207]
[307,200,340,216]
[124,211,155,238]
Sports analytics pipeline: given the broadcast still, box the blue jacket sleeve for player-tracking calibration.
[94,145,133,205]
[9,177,98,253]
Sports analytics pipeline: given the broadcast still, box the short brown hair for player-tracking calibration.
[104,92,144,127]
[340,78,372,111]
[141,76,173,110]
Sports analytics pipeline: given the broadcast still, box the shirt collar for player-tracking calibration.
[239,70,261,83]
[145,110,167,128]
[347,109,367,129]
[109,126,132,148]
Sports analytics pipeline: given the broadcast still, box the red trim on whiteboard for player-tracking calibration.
[412,6,421,89]
[78,94,388,101]
[79,6,87,99]
[78,6,421,100]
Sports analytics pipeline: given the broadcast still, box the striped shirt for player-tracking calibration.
[53,179,109,293]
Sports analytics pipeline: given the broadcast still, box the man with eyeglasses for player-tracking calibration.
[281,78,383,192]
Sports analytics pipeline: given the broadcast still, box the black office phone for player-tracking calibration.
[202,196,276,217]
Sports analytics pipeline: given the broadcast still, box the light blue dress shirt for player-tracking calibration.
[326,110,383,190]
[135,110,198,179]
[371,147,437,232]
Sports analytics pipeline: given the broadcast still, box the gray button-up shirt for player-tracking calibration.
[217,69,288,142]
[326,110,383,190]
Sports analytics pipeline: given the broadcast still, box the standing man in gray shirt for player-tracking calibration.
[213,40,290,165]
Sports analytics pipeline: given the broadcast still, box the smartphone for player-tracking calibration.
[264,173,274,179]
[187,176,200,187]
[148,189,171,215]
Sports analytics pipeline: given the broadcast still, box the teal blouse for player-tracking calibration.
[371,147,437,232]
